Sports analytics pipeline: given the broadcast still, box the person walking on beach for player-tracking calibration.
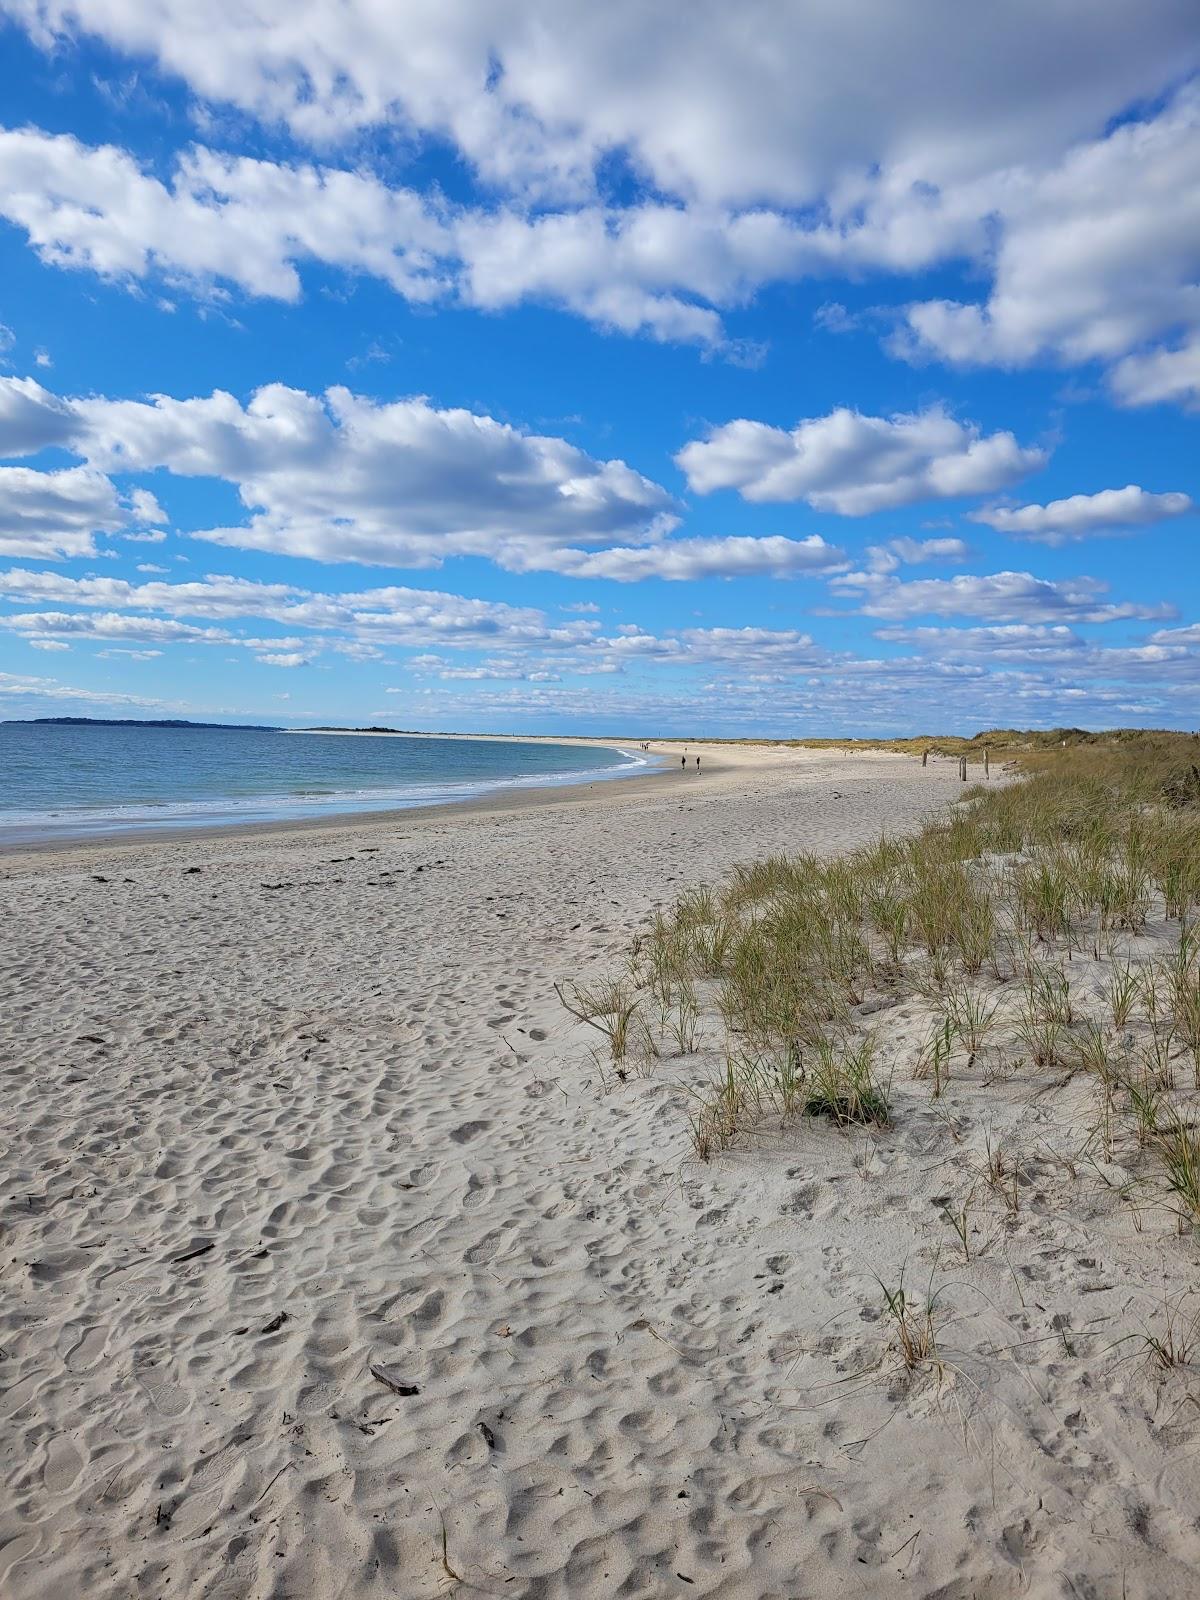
[695,755,701,771]
[681,753,687,771]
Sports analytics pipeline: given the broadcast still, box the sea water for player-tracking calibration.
[0,722,651,843]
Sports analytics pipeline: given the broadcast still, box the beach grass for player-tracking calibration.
[565,731,1200,1226]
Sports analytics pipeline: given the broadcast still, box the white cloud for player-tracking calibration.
[1110,338,1200,410]
[3,609,241,644]
[970,485,1193,544]
[874,622,1088,661]
[866,536,971,573]
[831,567,1173,624]
[0,667,171,707]
[0,129,449,304]
[0,54,1192,380]
[407,653,561,683]
[677,406,1044,514]
[898,86,1200,379]
[0,463,143,558]
[256,651,310,667]
[0,566,598,652]
[27,636,69,649]
[0,373,78,455]
[516,533,847,582]
[128,486,166,523]
[63,382,678,568]
[0,374,686,570]
[8,1,1193,208]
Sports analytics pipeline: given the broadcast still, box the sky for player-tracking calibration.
[0,1,1197,736]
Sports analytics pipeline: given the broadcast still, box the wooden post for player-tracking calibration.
[922,749,928,769]
[983,748,990,780]
[959,755,967,782]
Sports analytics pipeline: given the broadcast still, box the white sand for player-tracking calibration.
[3,744,1198,1598]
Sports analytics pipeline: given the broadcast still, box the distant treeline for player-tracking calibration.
[5,717,279,730]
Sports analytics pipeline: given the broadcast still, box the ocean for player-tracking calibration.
[0,722,651,843]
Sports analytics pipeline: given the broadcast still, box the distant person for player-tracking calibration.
[695,755,701,771]
[681,754,686,771]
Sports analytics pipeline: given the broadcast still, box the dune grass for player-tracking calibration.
[563,732,1200,1225]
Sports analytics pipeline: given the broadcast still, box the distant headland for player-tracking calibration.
[3,717,280,731]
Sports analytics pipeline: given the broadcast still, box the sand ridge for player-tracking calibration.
[2,747,1198,1597]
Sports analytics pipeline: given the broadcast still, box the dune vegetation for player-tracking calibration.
[563,732,1200,1232]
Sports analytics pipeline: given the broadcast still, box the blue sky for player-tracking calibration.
[0,2,1197,735]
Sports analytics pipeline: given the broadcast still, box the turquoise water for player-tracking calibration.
[0,723,650,842]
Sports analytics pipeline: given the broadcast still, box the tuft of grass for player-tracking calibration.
[1014,856,1073,943]
[1156,1109,1200,1227]
[804,1034,890,1127]
[1107,961,1141,1030]
[1074,1017,1118,1081]
[876,1271,944,1373]
[943,1203,973,1262]
[1124,1069,1163,1148]
[945,984,1001,1059]
[913,1016,955,1098]
[555,977,644,1063]
[1140,1298,1200,1373]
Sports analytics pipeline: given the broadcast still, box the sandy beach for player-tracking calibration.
[3,743,1199,1599]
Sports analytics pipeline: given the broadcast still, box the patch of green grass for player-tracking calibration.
[804,1034,890,1128]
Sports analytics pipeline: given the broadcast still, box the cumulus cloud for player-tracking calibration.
[831,568,1174,624]
[517,534,847,582]
[0,373,77,456]
[898,86,1200,377]
[970,485,1193,544]
[873,622,1089,661]
[1110,338,1200,410]
[60,382,678,568]
[0,463,151,558]
[4,609,244,645]
[0,566,598,652]
[0,129,449,304]
[867,622,1200,697]
[866,536,971,573]
[256,651,310,667]
[0,51,1194,377]
[677,406,1044,514]
[0,377,859,583]
[7,1,1193,206]
[0,375,684,568]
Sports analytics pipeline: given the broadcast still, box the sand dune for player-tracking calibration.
[3,745,1198,1598]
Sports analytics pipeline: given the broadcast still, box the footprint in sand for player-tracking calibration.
[450,1120,489,1144]
[133,1361,190,1418]
[465,1228,510,1265]
[44,1435,84,1493]
[0,1534,40,1588]
[62,1324,108,1373]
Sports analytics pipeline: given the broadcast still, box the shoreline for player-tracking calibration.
[0,732,666,855]
[0,738,928,859]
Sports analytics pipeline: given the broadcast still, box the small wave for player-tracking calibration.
[0,744,659,843]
